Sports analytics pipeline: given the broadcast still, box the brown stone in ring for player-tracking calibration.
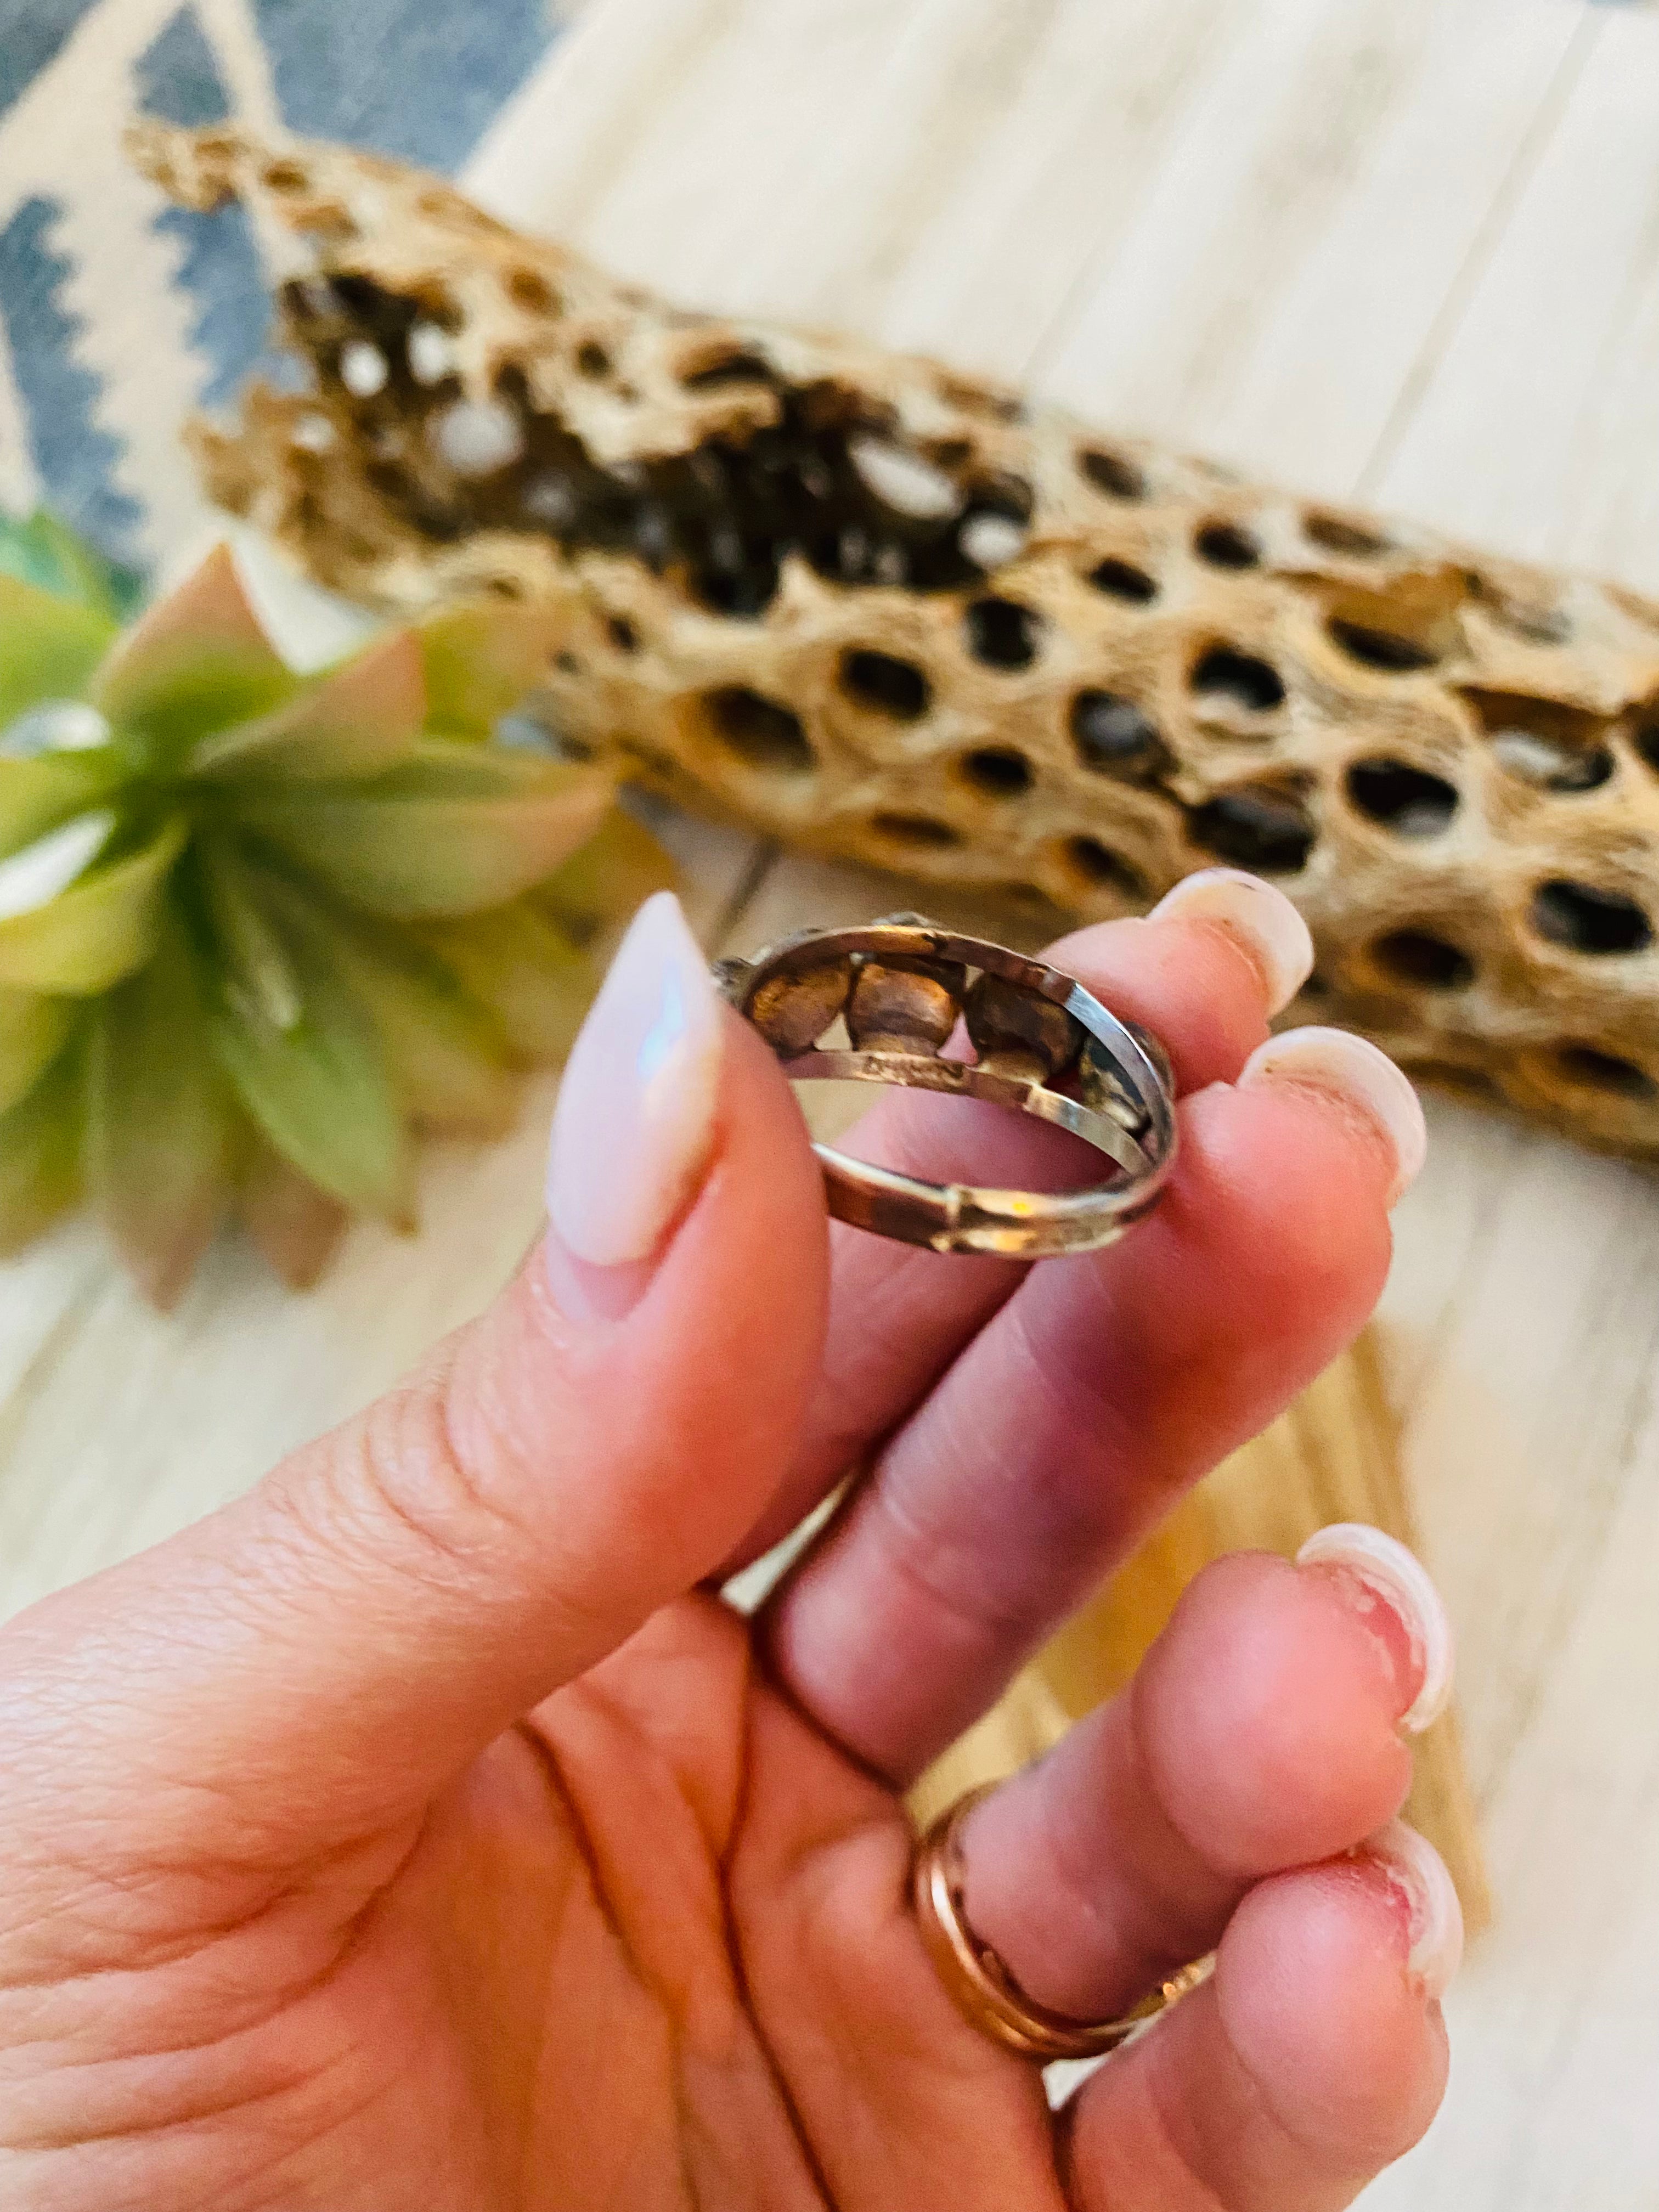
[715,914,1178,1259]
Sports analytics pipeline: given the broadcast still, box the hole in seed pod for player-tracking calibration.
[1071,691,1170,782]
[407,320,459,386]
[1087,557,1158,603]
[1636,718,1659,774]
[1079,448,1146,500]
[1188,787,1316,874]
[1554,1044,1656,1099]
[1304,510,1390,557]
[507,267,560,314]
[938,371,1024,422]
[1345,758,1459,836]
[1491,730,1613,792]
[870,812,961,848]
[1191,646,1285,712]
[576,341,612,379]
[839,650,931,719]
[607,616,639,653]
[1372,929,1475,990]
[1066,838,1149,896]
[338,338,388,397]
[1530,879,1652,955]
[1328,617,1441,672]
[960,747,1034,797]
[705,686,815,774]
[263,159,309,193]
[965,596,1041,669]
[849,437,960,519]
[430,397,524,476]
[958,513,1028,569]
[695,554,781,618]
[1460,689,1613,792]
[323,273,379,318]
[1195,522,1261,570]
[365,459,411,500]
[680,348,774,389]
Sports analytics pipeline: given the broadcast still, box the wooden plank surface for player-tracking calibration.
[4,3,1658,2202]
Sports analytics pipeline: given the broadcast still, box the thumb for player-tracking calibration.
[1,894,827,1873]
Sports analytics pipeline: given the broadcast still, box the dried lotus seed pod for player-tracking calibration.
[846,960,963,1054]
[963,972,1080,1081]
[747,957,853,1054]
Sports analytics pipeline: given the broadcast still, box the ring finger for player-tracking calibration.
[944,1528,1457,2029]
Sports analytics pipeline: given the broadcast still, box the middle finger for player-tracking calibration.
[764,1020,1425,1782]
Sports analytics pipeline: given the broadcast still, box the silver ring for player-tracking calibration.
[715,912,1177,1259]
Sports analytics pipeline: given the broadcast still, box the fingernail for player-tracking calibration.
[1296,1523,1454,1736]
[1362,1820,1464,1999]
[1238,1027,1427,1203]
[1152,868,1314,1014]
[545,891,723,1270]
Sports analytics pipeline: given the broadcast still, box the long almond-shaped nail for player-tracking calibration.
[546,891,723,1268]
[1297,1523,1454,1736]
[1238,1026,1427,1202]
[1152,867,1314,1014]
[1362,1819,1464,1999]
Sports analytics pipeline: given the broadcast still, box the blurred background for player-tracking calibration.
[4,4,1658,2207]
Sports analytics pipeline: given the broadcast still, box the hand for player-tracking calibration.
[0,875,1457,2210]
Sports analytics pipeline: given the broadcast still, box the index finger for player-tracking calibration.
[731,869,1313,1568]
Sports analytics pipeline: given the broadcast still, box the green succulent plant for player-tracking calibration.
[0,524,672,1306]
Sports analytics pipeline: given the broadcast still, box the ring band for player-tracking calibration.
[912,1784,1214,2062]
[715,913,1178,1259]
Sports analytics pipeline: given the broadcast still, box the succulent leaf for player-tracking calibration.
[208,881,412,1222]
[0,573,119,728]
[0,988,74,1116]
[1,506,144,620]
[537,808,676,945]
[0,811,119,923]
[419,900,597,1065]
[419,601,561,736]
[0,520,668,1300]
[0,817,186,994]
[195,836,305,1031]
[92,544,295,764]
[236,1133,351,1290]
[189,628,425,782]
[87,905,232,1310]
[232,743,614,917]
[325,912,524,1137]
[0,1034,83,1254]
[0,748,128,859]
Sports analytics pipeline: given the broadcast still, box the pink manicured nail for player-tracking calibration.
[1238,1026,1427,1203]
[1297,1523,1455,1736]
[1363,1820,1464,1999]
[1152,868,1314,1014]
[545,892,723,1269]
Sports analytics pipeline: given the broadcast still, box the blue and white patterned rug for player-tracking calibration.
[0,0,565,581]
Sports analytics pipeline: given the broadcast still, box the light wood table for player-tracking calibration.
[5,4,1659,2202]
